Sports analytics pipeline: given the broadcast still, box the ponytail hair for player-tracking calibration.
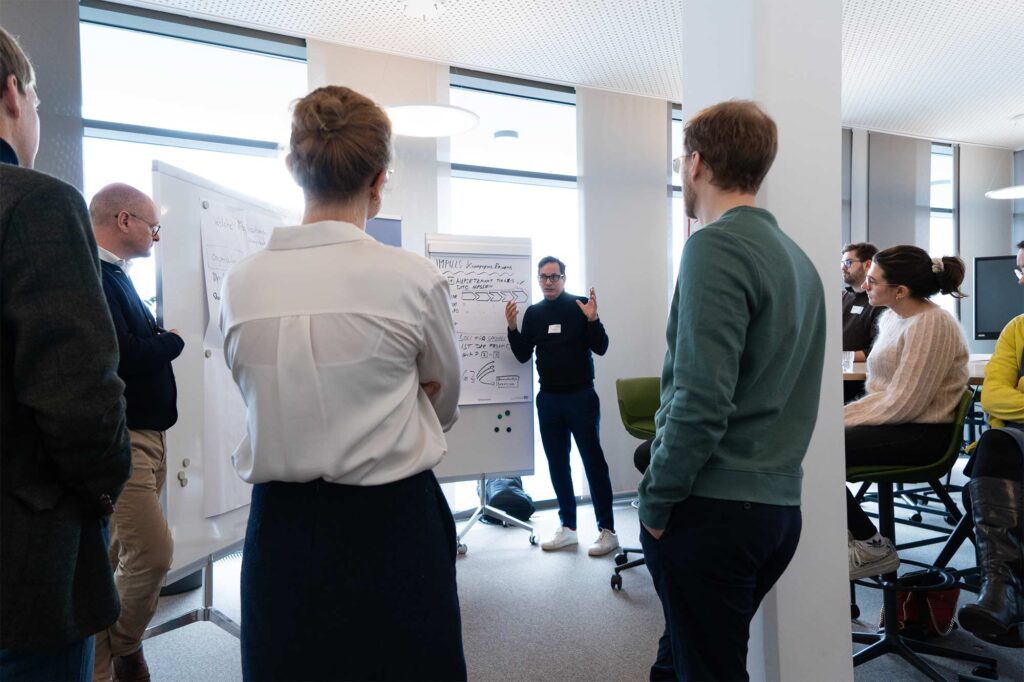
[873,245,966,300]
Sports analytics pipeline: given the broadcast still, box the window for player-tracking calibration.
[929,144,957,316]
[446,74,582,510]
[79,13,307,310]
[670,109,685,282]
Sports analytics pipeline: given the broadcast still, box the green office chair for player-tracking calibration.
[611,377,660,590]
[847,388,998,680]
[615,377,660,440]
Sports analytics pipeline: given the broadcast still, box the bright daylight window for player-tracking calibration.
[79,18,307,309]
[446,78,582,509]
[670,109,684,281]
[929,144,957,316]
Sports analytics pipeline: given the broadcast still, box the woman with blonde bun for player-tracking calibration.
[220,86,466,681]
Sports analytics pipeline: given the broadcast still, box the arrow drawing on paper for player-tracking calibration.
[460,290,528,302]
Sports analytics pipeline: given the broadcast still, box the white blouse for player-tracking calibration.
[219,220,460,486]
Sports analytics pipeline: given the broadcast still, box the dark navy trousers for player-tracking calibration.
[641,496,802,681]
[536,387,615,531]
[240,471,466,681]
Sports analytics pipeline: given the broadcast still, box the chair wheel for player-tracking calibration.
[611,574,622,590]
[851,604,860,619]
[529,534,537,546]
[614,552,628,566]
[971,665,998,680]
[457,543,468,556]
[911,513,923,523]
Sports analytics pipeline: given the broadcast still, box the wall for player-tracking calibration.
[306,41,449,254]
[867,132,931,248]
[0,0,83,187]
[576,88,672,495]
[959,143,1014,352]
[1014,150,1024,245]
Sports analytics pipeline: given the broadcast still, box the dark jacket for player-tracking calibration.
[100,261,184,430]
[0,160,131,648]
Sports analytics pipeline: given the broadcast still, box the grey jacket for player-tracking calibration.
[0,163,131,648]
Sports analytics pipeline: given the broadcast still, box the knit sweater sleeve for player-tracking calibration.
[980,315,1024,426]
[844,310,962,427]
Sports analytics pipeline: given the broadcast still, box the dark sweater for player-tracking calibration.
[100,261,185,431]
[508,291,609,393]
[638,206,826,529]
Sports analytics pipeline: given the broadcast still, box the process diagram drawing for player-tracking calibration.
[431,253,532,405]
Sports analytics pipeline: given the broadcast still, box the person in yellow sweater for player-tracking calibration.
[956,243,1024,646]
[844,245,969,580]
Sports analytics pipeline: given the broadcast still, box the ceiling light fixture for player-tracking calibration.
[493,130,519,143]
[985,185,1024,200]
[385,104,479,138]
[402,0,446,20]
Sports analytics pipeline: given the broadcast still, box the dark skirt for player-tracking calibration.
[240,470,467,681]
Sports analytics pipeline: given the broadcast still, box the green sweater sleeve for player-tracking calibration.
[638,228,760,529]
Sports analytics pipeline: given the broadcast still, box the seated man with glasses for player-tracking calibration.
[505,256,617,556]
[841,241,883,402]
[88,183,183,682]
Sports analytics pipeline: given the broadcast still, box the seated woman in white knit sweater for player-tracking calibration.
[845,245,969,580]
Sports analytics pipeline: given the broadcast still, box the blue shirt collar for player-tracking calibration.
[0,138,19,166]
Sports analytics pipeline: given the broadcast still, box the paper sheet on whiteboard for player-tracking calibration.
[198,198,274,517]
[430,252,532,405]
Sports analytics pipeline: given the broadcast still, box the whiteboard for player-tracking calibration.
[154,161,294,578]
[426,234,535,482]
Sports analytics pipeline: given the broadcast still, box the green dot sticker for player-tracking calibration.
[494,427,500,433]
[505,410,511,416]
[497,414,503,420]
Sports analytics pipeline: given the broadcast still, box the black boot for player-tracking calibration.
[957,477,1023,641]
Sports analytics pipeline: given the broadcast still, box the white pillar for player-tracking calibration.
[682,1,851,680]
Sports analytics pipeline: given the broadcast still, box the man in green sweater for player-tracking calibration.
[638,101,826,680]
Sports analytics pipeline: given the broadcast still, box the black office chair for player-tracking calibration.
[847,389,999,680]
[611,377,659,591]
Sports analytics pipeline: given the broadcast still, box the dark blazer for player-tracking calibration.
[0,163,132,648]
[100,261,184,431]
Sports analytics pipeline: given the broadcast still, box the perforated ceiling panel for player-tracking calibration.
[112,1,1024,149]
[844,0,1024,150]
[113,0,684,100]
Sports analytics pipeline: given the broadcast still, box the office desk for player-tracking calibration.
[842,357,989,386]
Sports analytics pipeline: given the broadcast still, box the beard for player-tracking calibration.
[683,176,697,221]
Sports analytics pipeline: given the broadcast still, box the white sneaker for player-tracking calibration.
[588,528,620,557]
[541,526,578,551]
[849,534,900,580]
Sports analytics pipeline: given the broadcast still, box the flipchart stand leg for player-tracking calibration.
[144,552,240,641]
[456,474,536,555]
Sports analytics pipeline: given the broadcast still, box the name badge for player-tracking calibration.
[548,324,562,334]
[851,305,864,315]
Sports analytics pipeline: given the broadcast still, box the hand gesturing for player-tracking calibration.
[576,287,598,321]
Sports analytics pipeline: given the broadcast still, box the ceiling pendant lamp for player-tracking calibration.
[384,104,479,138]
[985,185,1024,200]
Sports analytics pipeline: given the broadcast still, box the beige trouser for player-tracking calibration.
[93,429,174,682]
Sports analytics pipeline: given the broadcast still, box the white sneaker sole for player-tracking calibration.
[588,543,620,557]
[541,540,578,551]
[849,553,900,581]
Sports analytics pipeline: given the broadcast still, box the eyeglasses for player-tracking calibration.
[864,276,895,288]
[840,259,863,268]
[124,212,161,236]
[538,274,565,283]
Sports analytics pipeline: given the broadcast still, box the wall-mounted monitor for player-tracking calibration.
[975,255,1024,340]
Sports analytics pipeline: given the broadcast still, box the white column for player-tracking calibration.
[576,87,673,493]
[306,42,449,253]
[682,1,851,680]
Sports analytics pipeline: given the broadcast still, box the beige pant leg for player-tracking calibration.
[93,429,173,680]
